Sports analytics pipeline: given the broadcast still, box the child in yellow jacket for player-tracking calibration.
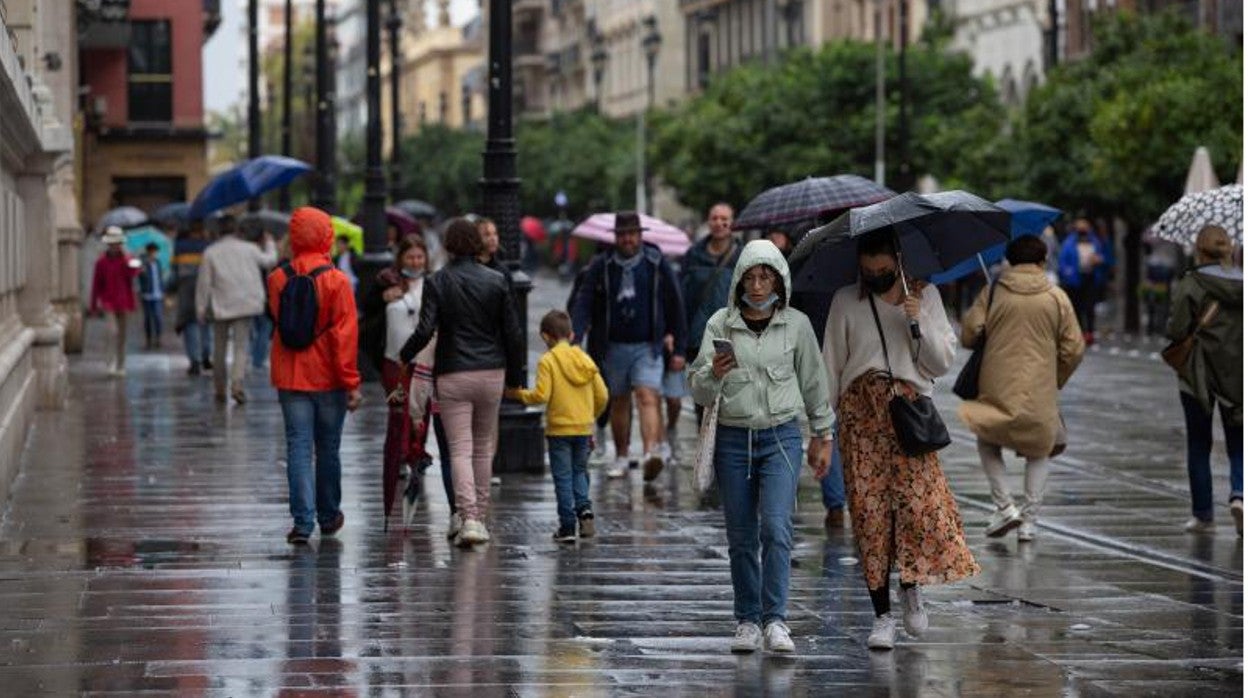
[506,310,609,542]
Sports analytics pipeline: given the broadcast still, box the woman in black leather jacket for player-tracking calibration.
[400,218,525,547]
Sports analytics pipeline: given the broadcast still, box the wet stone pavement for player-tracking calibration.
[1,271,1241,696]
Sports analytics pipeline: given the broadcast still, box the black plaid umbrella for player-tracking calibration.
[733,175,895,231]
[1155,184,1242,250]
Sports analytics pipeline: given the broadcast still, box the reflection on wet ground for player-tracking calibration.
[0,274,1240,694]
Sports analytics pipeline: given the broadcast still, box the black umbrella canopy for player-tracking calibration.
[239,209,292,237]
[790,191,1010,295]
[394,199,440,221]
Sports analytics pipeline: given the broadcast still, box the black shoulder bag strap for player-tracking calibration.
[867,294,898,397]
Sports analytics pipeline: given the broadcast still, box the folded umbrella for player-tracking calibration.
[734,174,895,231]
[572,212,690,256]
[95,206,148,233]
[928,199,1062,284]
[188,155,313,219]
[1154,184,1242,250]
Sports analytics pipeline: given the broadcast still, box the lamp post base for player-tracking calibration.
[494,402,546,475]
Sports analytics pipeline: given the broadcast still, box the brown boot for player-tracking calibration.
[824,507,845,531]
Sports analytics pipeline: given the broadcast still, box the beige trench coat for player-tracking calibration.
[957,264,1085,458]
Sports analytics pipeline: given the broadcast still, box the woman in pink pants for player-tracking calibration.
[400,218,525,547]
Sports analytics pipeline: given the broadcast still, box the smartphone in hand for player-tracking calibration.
[712,338,736,363]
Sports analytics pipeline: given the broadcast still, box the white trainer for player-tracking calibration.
[456,518,488,546]
[899,586,928,637]
[1184,517,1216,534]
[1017,521,1037,542]
[867,614,897,650]
[606,458,628,478]
[731,622,761,653]
[763,621,795,653]
[985,503,1024,537]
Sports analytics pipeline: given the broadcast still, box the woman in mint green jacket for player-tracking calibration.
[689,240,834,655]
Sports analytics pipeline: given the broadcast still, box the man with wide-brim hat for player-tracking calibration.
[570,211,687,483]
[90,225,140,376]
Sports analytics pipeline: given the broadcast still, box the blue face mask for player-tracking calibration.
[743,293,779,311]
[400,268,423,280]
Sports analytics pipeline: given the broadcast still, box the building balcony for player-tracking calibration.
[77,0,132,49]
[514,32,543,68]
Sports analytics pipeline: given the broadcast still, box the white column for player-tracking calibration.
[16,166,67,410]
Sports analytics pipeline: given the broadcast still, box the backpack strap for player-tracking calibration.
[308,264,334,278]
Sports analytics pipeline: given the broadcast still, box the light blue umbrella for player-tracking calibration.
[928,199,1062,284]
[123,225,173,284]
[188,155,312,219]
[94,206,148,233]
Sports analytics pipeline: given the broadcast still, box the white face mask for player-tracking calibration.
[743,293,779,311]
[400,268,423,280]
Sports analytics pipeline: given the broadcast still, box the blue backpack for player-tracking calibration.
[274,261,333,350]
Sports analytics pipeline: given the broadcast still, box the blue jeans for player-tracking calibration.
[141,299,163,340]
[279,389,348,534]
[714,419,803,626]
[820,435,846,510]
[182,320,212,363]
[250,314,273,368]
[548,435,592,528]
[1181,392,1243,521]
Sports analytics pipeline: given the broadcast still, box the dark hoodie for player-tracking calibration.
[1167,265,1243,422]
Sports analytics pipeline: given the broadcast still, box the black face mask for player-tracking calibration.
[861,270,897,295]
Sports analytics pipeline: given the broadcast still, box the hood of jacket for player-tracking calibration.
[727,240,792,314]
[549,341,600,386]
[1193,266,1243,307]
[290,207,333,257]
[996,264,1051,295]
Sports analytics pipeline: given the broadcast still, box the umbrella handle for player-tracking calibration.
[897,256,922,340]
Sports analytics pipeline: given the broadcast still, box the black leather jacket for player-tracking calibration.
[399,258,525,383]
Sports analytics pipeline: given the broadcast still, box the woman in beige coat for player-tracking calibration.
[958,236,1085,542]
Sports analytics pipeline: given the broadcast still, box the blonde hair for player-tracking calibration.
[1194,225,1233,266]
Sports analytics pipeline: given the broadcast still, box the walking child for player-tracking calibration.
[138,243,165,349]
[506,310,609,542]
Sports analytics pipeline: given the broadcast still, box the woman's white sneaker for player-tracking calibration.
[456,519,487,546]
[730,622,761,653]
[985,504,1024,537]
[899,587,928,636]
[763,621,795,653]
[867,614,897,650]
[1017,521,1037,542]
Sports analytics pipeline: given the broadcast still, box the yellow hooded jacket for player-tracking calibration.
[514,340,609,436]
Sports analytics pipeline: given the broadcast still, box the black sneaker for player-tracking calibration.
[552,525,577,543]
[186,361,201,376]
[201,357,213,370]
[577,510,595,538]
[286,528,311,545]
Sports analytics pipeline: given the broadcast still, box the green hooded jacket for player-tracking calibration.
[688,240,834,436]
[1166,265,1243,425]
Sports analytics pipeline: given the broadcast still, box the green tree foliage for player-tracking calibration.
[1011,10,1241,226]
[397,124,484,216]
[649,41,1007,214]
[516,109,636,220]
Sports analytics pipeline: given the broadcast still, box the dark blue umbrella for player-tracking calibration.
[927,198,1062,284]
[188,156,312,219]
[151,201,190,229]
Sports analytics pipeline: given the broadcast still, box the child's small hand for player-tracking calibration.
[503,387,522,401]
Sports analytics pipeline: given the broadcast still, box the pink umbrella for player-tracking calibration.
[572,212,691,256]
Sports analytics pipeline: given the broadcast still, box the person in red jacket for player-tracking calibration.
[90,226,140,376]
[267,207,363,545]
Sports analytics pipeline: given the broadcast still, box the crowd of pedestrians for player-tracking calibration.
[86,195,1241,656]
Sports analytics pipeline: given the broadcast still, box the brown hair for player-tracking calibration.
[540,309,573,339]
[1195,225,1232,266]
[443,217,484,258]
[395,234,427,260]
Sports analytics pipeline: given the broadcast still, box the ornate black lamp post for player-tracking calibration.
[247,0,260,210]
[482,0,543,473]
[280,0,294,210]
[639,15,660,215]
[313,0,338,213]
[589,26,607,112]
[387,0,403,202]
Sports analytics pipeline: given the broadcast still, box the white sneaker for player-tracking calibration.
[456,518,487,546]
[867,614,897,650]
[656,440,672,461]
[1232,500,1243,537]
[985,503,1023,537]
[1184,517,1216,534]
[445,512,463,540]
[1017,521,1037,542]
[730,622,761,653]
[899,587,928,637]
[607,458,628,479]
[478,521,491,543]
[763,621,795,653]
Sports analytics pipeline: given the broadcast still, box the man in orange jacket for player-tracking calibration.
[268,206,363,545]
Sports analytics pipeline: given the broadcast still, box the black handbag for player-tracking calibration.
[952,282,997,401]
[869,295,952,457]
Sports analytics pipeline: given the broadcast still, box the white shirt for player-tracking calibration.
[822,283,957,403]
[384,279,423,362]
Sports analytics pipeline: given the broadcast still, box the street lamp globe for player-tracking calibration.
[642,16,661,63]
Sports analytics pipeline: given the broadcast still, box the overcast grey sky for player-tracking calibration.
[204,0,479,115]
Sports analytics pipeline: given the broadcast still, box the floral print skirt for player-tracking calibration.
[837,371,980,589]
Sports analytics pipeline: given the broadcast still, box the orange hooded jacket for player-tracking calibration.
[267,207,361,392]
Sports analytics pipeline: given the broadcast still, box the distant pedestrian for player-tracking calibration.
[474,216,516,294]
[571,211,688,481]
[1142,242,1179,336]
[137,242,165,349]
[677,203,740,454]
[196,214,278,404]
[89,226,140,376]
[1058,218,1108,345]
[171,224,214,375]
[689,240,834,655]
[267,206,362,545]
[507,310,609,543]
[1166,225,1242,536]
[400,218,525,548]
[822,230,979,651]
[764,228,795,258]
[333,235,359,292]
[957,236,1085,543]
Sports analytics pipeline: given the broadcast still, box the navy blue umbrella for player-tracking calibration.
[927,198,1061,284]
[188,156,312,219]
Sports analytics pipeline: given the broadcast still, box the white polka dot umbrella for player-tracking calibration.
[1155,183,1242,250]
